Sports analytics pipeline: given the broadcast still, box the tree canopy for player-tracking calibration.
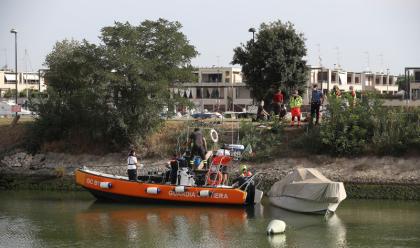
[29,19,198,151]
[232,20,308,101]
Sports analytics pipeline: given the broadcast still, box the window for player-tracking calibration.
[317,71,328,82]
[196,88,202,98]
[355,76,360,84]
[211,88,219,99]
[347,76,352,84]
[210,88,224,99]
[331,73,336,82]
[4,74,17,84]
[415,71,420,82]
[375,77,380,85]
[205,88,211,98]
[235,87,250,99]
[201,73,222,83]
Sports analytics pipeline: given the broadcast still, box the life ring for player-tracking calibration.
[206,171,223,186]
[210,129,219,143]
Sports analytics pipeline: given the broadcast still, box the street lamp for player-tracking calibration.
[248,27,256,43]
[10,28,18,116]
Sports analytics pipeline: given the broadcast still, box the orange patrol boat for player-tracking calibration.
[75,168,257,205]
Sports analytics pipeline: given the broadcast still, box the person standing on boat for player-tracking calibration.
[188,128,207,161]
[127,150,138,181]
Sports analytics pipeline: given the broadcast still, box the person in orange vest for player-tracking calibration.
[332,85,342,98]
[289,90,303,127]
[349,85,356,107]
[232,165,252,188]
[240,164,252,177]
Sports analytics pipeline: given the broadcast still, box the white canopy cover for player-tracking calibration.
[268,168,347,203]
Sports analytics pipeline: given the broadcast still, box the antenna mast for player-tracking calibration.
[317,44,322,67]
[335,46,340,69]
[364,51,370,71]
[379,54,384,73]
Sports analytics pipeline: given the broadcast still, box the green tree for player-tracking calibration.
[29,19,197,151]
[3,89,16,99]
[232,20,308,101]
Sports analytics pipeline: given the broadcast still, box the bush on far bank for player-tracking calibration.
[294,93,420,156]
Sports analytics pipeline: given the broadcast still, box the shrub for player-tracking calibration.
[316,93,420,156]
[239,120,283,161]
[3,89,16,99]
[372,107,420,155]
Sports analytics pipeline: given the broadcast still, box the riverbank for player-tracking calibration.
[1,151,420,200]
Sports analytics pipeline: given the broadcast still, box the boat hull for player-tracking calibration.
[75,169,248,205]
[269,196,341,214]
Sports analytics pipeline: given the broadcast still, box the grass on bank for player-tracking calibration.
[0,116,34,155]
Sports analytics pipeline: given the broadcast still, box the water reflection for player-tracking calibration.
[75,201,348,248]
[3,191,419,248]
[265,204,347,247]
[76,202,250,247]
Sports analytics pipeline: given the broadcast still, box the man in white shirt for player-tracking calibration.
[127,150,138,181]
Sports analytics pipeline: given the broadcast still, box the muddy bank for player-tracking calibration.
[1,152,420,200]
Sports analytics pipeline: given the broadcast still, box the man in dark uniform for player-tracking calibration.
[188,128,207,160]
[310,84,324,125]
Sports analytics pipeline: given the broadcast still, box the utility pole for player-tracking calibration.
[10,28,18,116]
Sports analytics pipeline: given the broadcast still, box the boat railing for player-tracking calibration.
[239,172,261,191]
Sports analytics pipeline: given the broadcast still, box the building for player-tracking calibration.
[174,67,253,112]
[407,67,420,100]
[0,70,47,100]
[174,66,402,112]
[305,66,398,104]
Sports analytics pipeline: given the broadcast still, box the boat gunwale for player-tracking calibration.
[77,168,238,190]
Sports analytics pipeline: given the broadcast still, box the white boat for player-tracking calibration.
[267,168,347,214]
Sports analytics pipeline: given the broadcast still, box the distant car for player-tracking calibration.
[191,112,223,119]
[224,111,256,119]
[237,112,256,119]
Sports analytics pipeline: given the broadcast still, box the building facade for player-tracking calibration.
[409,68,420,100]
[0,70,47,98]
[174,67,253,112]
[176,66,400,112]
[305,66,398,104]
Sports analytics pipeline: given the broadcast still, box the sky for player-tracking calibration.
[0,0,419,75]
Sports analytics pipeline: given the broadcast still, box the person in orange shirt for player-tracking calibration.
[272,89,284,116]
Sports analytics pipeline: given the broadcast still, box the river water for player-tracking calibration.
[0,191,419,248]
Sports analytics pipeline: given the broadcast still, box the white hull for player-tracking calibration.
[269,196,341,214]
